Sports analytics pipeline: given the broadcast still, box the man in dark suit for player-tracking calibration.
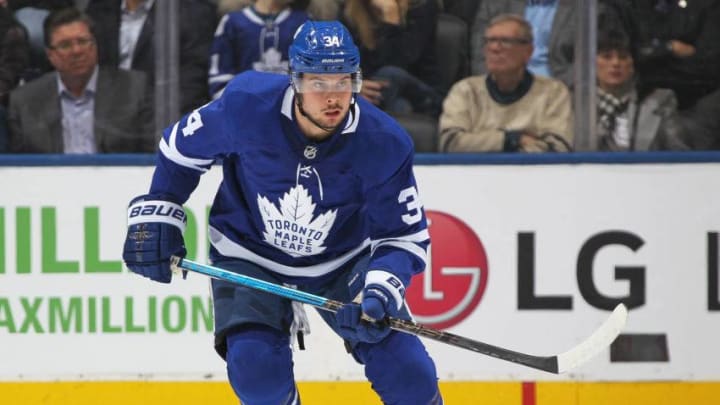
[7,7,155,153]
[86,0,216,114]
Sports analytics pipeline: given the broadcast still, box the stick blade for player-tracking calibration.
[556,303,628,373]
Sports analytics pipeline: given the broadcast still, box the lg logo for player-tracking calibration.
[406,211,487,329]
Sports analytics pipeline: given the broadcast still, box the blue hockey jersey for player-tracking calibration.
[151,71,429,288]
[208,7,308,99]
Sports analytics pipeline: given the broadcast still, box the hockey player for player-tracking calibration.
[123,21,443,405]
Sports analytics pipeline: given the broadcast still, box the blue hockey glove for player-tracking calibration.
[335,303,390,343]
[361,270,405,321]
[335,270,405,343]
[122,195,187,283]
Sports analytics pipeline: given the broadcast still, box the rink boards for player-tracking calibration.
[1,156,719,403]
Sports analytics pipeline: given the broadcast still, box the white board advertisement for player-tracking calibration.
[0,163,718,381]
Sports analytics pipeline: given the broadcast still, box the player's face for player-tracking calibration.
[296,73,353,139]
[46,21,97,81]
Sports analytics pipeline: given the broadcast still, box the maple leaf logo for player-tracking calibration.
[257,185,337,257]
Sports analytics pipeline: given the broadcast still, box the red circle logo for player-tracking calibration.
[406,210,488,329]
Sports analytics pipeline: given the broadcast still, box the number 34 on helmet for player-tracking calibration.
[289,21,363,93]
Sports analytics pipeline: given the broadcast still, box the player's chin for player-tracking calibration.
[320,121,341,132]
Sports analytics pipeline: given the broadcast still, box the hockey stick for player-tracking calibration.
[171,256,627,374]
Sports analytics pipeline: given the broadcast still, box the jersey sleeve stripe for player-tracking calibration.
[214,14,229,36]
[212,87,226,100]
[371,229,430,248]
[371,240,428,265]
[159,122,215,172]
[209,74,235,84]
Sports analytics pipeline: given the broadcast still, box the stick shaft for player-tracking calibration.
[173,257,625,374]
[176,256,330,308]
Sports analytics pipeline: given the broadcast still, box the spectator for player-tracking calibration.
[439,14,572,152]
[602,0,720,110]
[8,0,73,80]
[216,0,337,20]
[0,0,30,152]
[593,28,686,151]
[342,0,444,117]
[208,0,309,99]
[306,0,339,20]
[470,0,577,88]
[86,0,216,114]
[7,8,155,153]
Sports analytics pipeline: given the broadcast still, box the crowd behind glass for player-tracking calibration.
[1,0,718,154]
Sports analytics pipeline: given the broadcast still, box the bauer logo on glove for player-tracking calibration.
[123,195,188,283]
[128,201,187,225]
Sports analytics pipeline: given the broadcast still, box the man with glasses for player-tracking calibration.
[470,0,577,88]
[7,7,155,153]
[122,20,443,404]
[439,13,573,152]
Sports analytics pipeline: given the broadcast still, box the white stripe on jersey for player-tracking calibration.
[370,229,430,264]
[214,14,229,36]
[208,73,235,84]
[341,97,361,134]
[159,122,215,172]
[371,229,430,248]
[373,240,428,265]
[243,7,291,26]
[212,87,226,100]
[209,226,371,277]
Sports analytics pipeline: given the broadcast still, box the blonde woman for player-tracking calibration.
[342,0,443,116]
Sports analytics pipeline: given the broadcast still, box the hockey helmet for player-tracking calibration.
[289,21,360,74]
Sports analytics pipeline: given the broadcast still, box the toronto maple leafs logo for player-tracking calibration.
[257,185,337,257]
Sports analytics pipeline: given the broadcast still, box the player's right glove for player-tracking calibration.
[122,194,187,283]
[335,302,390,343]
[335,270,405,343]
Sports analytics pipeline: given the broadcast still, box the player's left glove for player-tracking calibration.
[335,270,405,343]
